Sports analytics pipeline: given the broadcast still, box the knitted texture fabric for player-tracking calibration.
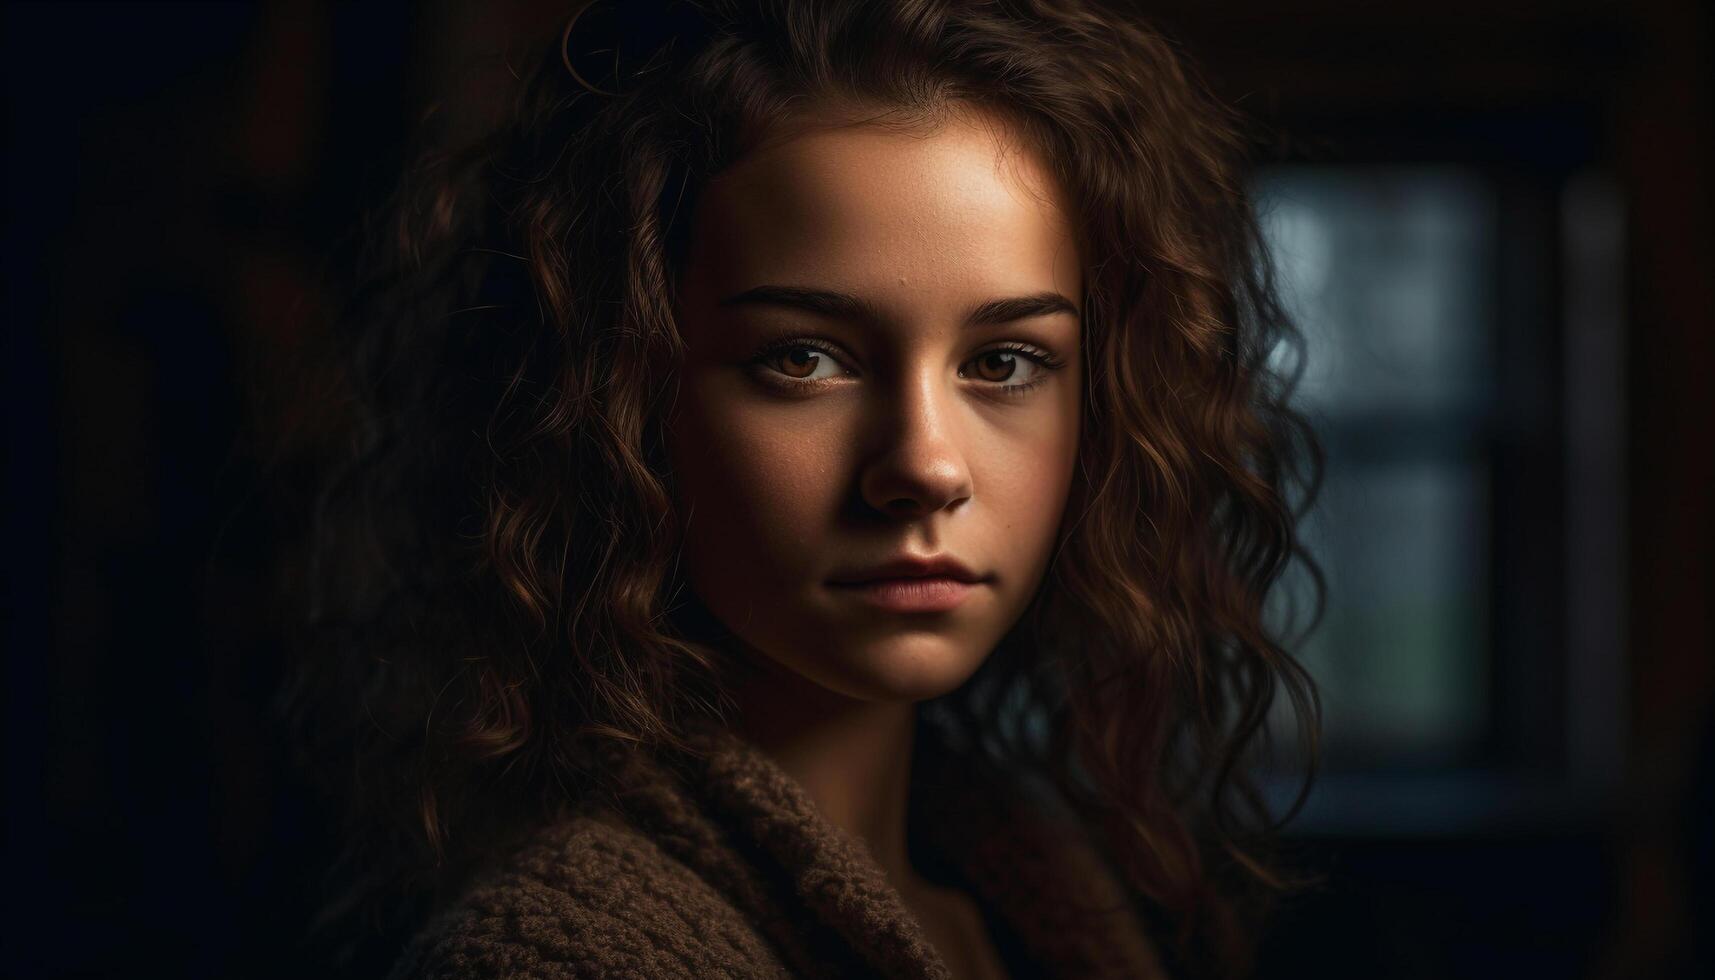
[387,712,1168,979]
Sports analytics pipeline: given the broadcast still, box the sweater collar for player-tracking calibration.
[610,711,1167,979]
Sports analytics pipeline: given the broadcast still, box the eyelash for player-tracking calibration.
[746,336,1068,398]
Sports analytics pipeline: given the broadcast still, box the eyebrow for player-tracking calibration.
[717,285,1081,327]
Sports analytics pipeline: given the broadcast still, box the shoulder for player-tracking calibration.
[386,810,789,980]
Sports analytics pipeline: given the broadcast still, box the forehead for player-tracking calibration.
[682,104,1080,307]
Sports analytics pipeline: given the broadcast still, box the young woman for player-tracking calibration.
[282,1,1323,977]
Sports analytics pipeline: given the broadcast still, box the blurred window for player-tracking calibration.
[1257,165,1625,832]
[1260,167,1496,768]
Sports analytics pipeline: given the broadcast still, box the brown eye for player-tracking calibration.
[749,339,847,385]
[777,348,821,378]
[971,350,1018,382]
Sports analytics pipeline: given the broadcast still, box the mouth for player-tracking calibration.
[827,553,986,587]
[826,576,979,613]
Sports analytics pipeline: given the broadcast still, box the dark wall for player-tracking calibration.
[4,2,1709,977]
[3,3,426,975]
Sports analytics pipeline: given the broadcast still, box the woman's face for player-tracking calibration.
[665,104,1082,704]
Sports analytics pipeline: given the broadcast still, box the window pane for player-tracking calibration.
[1258,167,1495,418]
[1288,459,1492,767]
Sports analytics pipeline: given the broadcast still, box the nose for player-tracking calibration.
[858,369,973,519]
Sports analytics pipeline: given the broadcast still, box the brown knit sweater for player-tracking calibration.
[387,712,1168,979]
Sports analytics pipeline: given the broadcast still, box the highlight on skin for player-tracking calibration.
[278,3,1326,977]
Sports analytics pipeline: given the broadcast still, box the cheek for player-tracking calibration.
[668,384,844,587]
[980,387,1081,549]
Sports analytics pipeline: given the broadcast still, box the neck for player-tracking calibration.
[723,647,931,900]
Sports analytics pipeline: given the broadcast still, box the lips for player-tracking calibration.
[825,554,988,614]
[826,554,985,586]
[830,576,975,613]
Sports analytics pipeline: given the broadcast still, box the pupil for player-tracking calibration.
[982,352,1015,381]
[786,349,817,377]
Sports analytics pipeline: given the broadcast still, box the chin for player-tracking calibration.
[788,630,990,704]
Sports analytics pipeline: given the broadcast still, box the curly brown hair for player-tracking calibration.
[279,1,1324,977]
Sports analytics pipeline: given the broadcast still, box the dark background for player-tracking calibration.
[3,1,1709,977]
